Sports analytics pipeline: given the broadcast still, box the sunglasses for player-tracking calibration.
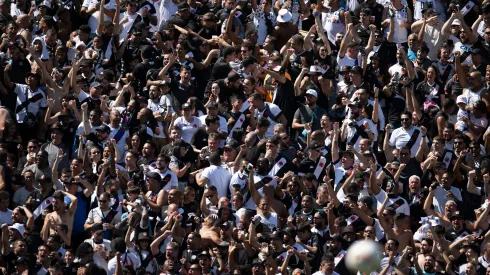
[401,118,411,121]
[364,230,374,233]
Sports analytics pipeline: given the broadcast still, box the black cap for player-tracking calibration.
[307,141,322,151]
[133,21,151,29]
[146,171,162,181]
[26,71,41,81]
[178,2,190,10]
[90,81,102,88]
[220,221,233,228]
[91,223,104,233]
[182,103,191,110]
[340,150,355,158]
[359,196,374,208]
[199,250,211,259]
[50,122,64,131]
[96,124,111,133]
[206,101,218,109]
[131,27,142,34]
[269,231,283,240]
[350,66,363,75]
[137,232,152,241]
[450,211,464,220]
[348,101,362,109]
[281,227,296,238]
[340,66,352,73]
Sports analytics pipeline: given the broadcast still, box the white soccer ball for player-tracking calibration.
[344,240,383,274]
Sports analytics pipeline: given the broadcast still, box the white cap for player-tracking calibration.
[305,89,318,97]
[452,19,461,26]
[456,95,468,105]
[277,9,292,23]
[8,223,25,237]
[75,41,86,49]
[38,0,52,9]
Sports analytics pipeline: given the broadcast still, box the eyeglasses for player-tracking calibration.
[401,118,411,121]
[364,230,374,233]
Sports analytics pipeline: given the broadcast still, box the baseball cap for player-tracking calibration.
[307,142,322,151]
[90,81,102,88]
[8,223,25,237]
[182,103,191,110]
[350,66,363,75]
[340,66,352,73]
[450,211,464,221]
[220,221,233,228]
[137,232,152,241]
[133,21,151,29]
[452,19,461,25]
[348,101,362,109]
[131,27,143,35]
[26,71,41,81]
[50,122,64,130]
[305,89,318,97]
[14,256,28,265]
[456,95,468,105]
[146,171,162,181]
[95,124,111,133]
[206,101,218,109]
[91,223,104,233]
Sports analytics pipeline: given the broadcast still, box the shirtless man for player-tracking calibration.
[378,196,414,252]
[41,190,77,243]
[199,215,221,249]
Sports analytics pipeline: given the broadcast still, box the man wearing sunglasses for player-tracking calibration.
[388,111,428,158]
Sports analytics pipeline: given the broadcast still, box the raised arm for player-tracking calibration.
[442,13,457,39]
[158,53,177,80]
[331,122,340,163]
[369,161,381,195]
[454,51,468,88]
[338,24,353,58]
[225,8,244,45]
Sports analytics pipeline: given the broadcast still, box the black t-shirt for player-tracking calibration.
[383,92,406,126]
[210,57,232,82]
[190,127,209,150]
[216,79,244,105]
[170,80,198,108]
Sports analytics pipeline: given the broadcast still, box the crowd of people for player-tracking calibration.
[0,0,490,273]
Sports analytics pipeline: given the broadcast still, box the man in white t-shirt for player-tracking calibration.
[389,111,427,157]
[150,154,178,191]
[249,93,287,138]
[196,152,232,199]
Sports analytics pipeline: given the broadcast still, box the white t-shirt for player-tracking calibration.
[174,116,201,143]
[345,118,378,151]
[374,189,410,215]
[149,168,178,190]
[86,207,122,225]
[201,165,232,199]
[255,212,278,230]
[108,252,141,275]
[109,124,129,161]
[14,84,47,123]
[389,126,427,157]
[254,103,282,138]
